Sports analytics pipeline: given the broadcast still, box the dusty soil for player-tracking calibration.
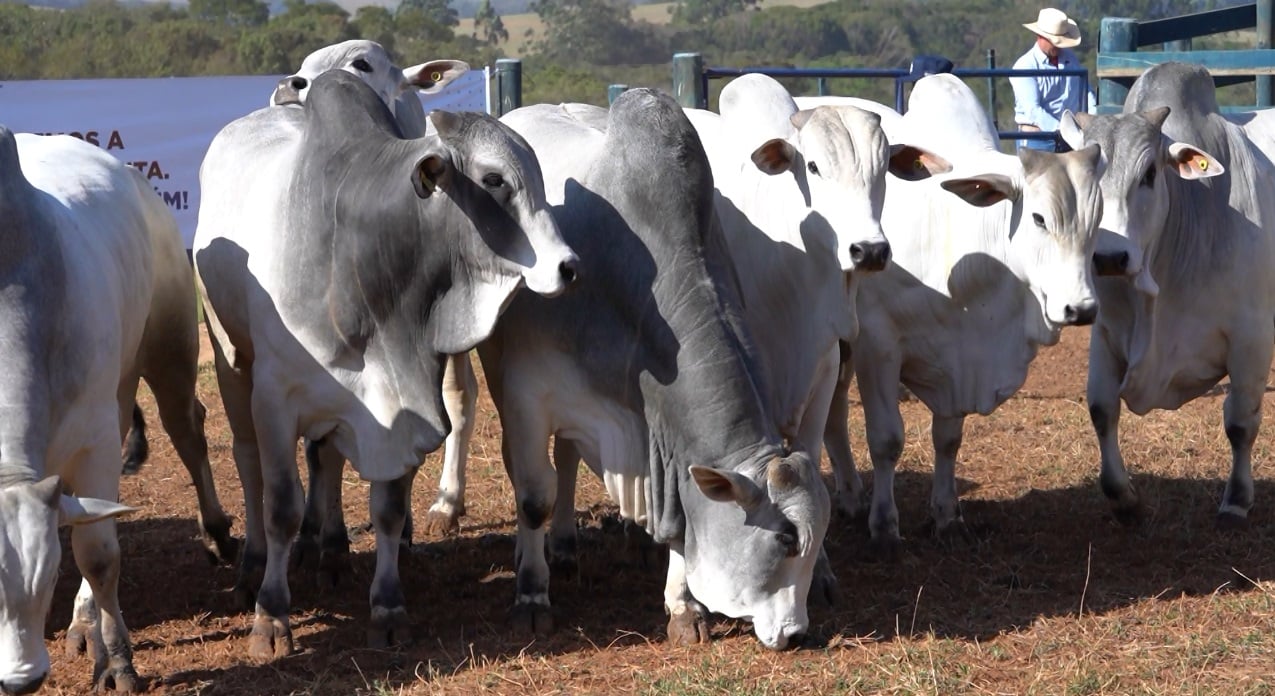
[39,325,1275,694]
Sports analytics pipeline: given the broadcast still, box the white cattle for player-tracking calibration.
[1059,62,1275,526]
[0,127,223,693]
[818,74,1103,548]
[194,70,576,659]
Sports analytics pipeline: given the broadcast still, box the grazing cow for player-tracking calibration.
[1058,62,1275,526]
[193,70,577,659]
[0,127,227,692]
[819,74,1103,548]
[485,89,830,650]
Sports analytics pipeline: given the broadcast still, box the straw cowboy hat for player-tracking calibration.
[1024,8,1082,48]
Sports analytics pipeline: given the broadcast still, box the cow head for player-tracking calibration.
[414,109,579,351]
[940,145,1103,333]
[1058,107,1224,297]
[749,106,950,274]
[270,39,468,138]
[0,476,133,695]
[684,454,830,650]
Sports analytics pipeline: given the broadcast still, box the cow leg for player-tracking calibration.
[664,543,709,646]
[146,361,236,565]
[426,352,477,536]
[930,414,970,541]
[64,578,97,659]
[824,348,864,518]
[209,340,267,608]
[504,413,556,637]
[548,437,580,574]
[1217,336,1272,528]
[120,404,148,475]
[367,472,415,648]
[297,438,350,587]
[794,348,841,604]
[1087,328,1138,523]
[855,354,906,553]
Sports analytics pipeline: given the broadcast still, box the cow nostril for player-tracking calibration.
[1064,303,1097,326]
[855,241,891,271]
[1093,250,1130,276]
[849,243,865,264]
[558,258,578,285]
[289,76,308,91]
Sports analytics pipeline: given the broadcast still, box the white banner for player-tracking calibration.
[0,69,490,248]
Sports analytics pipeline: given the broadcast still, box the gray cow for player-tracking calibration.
[1058,62,1275,526]
[0,127,227,693]
[193,70,577,659]
[485,90,831,650]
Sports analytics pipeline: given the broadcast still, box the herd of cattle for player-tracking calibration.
[1,37,1273,693]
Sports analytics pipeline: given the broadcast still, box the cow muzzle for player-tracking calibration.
[1,672,46,696]
[849,241,891,272]
[1062,300,1098,327]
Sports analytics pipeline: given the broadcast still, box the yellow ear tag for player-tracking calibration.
[1198,158,1208,171]
[431,71,442,82]
[914,158,924,169]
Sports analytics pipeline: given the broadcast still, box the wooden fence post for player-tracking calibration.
[1099,17,1137,112]
[672,52,706,109]
[494,58,522,117]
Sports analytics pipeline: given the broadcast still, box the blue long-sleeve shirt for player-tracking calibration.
[1011,43,1096,131]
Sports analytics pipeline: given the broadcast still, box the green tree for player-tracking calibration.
[530,0,658,65]
[472,0,509,46]
[188,0,268,27]
[352,5,397,49]
[397,0,459,28]
[671,0,758,26]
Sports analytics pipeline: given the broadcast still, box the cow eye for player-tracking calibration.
[806,161,820,176]
[352,58,373,73]
[482,173,505,189]
[1032,212,1045,228]
[777,530,799,557]
[1141,165,1156,188]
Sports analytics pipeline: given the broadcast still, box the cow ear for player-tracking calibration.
[1058,110,1086,151]
[412,152,452,198]
[1166,142,1224,180]
[32,475,62,508]
[750,138,796,175]
[59,495,137,527]
[429,110,464,138]
[1142,106,1171,129]
[403,60,470,94]
[790,109,815,130]
[940,173,1018,207]
[887,144,951,181]
[689,465,764,511]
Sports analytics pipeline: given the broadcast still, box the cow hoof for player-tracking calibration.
[809,568,841,607]
[510,603,554,637]
[205,532,240,567]
[93,662,141,693]
[368,606,412,649]
[64,624,90,658]
[868,535,902,562]
[1216,511,1250,532]
[423,507,462,537]
[934,518,976,547]
[248,616,293,660]
[666,609,709,646]
[318,548,350,588]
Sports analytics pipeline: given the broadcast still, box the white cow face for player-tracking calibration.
[749,106,950,273]
[683,455,830,650]
[0,477,133,695]
[1058,107,1224,296]
[269,39,468,134]
[940,145,1103,335]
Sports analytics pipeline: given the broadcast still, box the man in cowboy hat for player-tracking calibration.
[1011,7,1096,152]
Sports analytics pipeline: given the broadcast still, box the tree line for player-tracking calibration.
[0,0,1254,116]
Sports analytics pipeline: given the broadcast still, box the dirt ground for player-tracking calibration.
[39,325,1275,695]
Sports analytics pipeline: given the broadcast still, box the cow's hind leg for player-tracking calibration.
[1088,328,1139,523]
[120,404,148,475]
[547,437,580,575]
[855,353,906,555]
[930,414,972,543]
[296,438,350,587]
[1217,335,1272,529]
[504,411,557,637]
[664,544,709,646]
[367,471,415,648]
[824,348,865,519]
[425,352,477,536]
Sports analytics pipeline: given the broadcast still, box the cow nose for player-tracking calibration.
[1063,302,1097,326]
[849,241,891,272]
[1093,250,1130,276]
[558,257,579,286]
[289,76,308,91]
[3,672,47,695]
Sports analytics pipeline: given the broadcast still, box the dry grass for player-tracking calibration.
[38,325,1275,694]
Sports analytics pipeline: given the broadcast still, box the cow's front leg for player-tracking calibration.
[664,543,709,645]
[1088,327,1138,523]
[1218,335,1272,528]
[210,345,266,608]
[367,471,415,648]
[823,352,865,518]
[930,414,969,541]
[856,353,906,553]
[71,517,137,692]
[296,438,350,587]
[505,417,556,637]
[248,413,303,661]
[64,579,96,658]
[426,352,477,536]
